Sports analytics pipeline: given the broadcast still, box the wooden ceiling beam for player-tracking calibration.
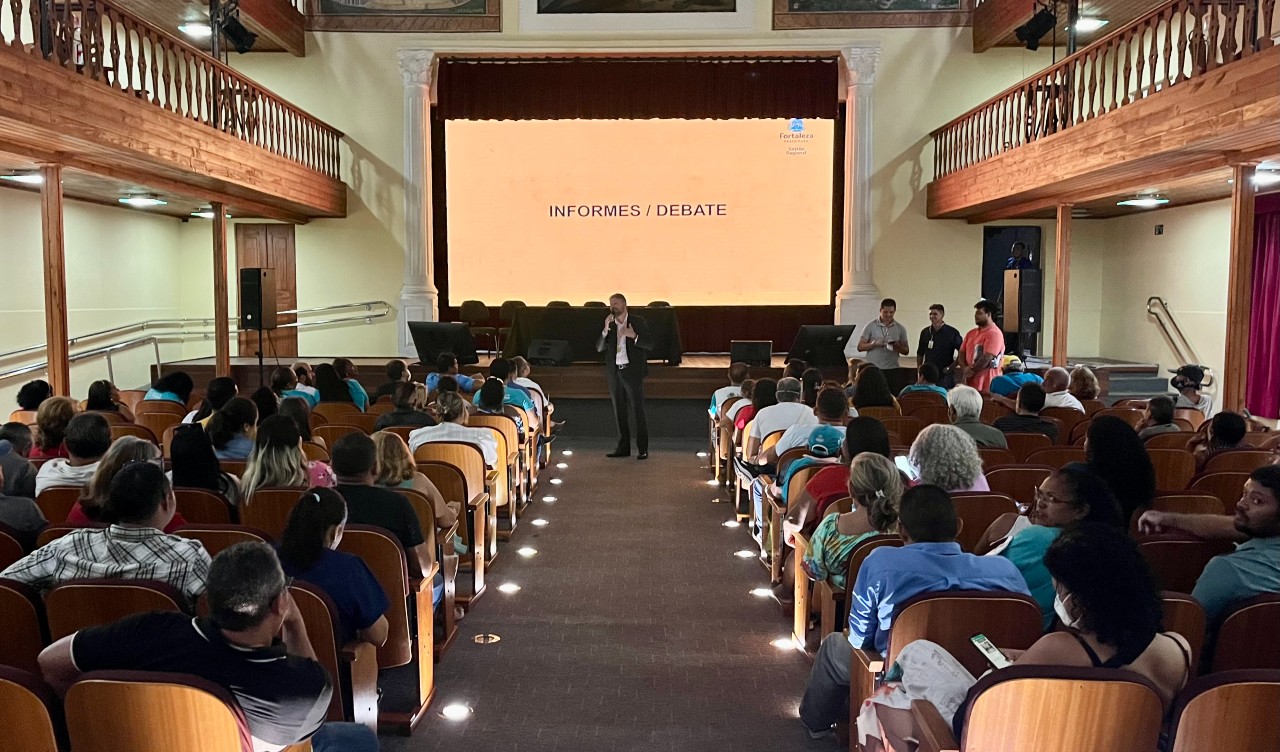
[238,0,306,57]
[972,0,1032,53]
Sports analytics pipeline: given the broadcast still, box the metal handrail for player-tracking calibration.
[1146,296,1214,388]
[0,301,391,386]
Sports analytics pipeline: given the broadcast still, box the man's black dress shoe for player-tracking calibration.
[606,449,630,458]
[637,451,649,460]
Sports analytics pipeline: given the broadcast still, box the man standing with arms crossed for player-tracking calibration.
[917,304,963,389]
[598,294,653,460]
[958,300,1005,393]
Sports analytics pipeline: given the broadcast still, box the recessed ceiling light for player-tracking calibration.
[1116,195,1169,208]
[119,194,167,207]
[1075,16,1108,31]
[1254,170,1280,187]
[0,172,43,185]
[498,582,521,594]
[517,547,537,558]
[191,207,231,219]
[532,518,549,527]
[440,703,473,720]
[178,22,212,39]
[734,549,755,558]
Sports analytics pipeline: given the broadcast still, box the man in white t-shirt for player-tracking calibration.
[745,377,817,463]
[34,413,111,496]
[1170,364,1214,417]
[763,387,849,464]
[1040,367,1085,412]
[710,362,750,418]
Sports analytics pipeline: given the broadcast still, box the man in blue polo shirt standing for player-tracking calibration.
[799,485,1030,737]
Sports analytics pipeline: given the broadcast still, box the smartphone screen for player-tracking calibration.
[894,455,919,481]
[971,633,1011,669]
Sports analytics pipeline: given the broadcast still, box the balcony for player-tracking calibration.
[928,0,1280,220]
[0,0,344,221]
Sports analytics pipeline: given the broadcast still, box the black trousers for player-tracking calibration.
[605,364,648,453]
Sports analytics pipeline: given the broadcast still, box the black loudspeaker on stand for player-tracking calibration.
[240,268,277,386]
[528,339,573,367]
[1002,268,1043,355]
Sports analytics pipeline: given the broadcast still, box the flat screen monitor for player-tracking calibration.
[407,321,479,367]
[730,340,773,368]
[787,325,856,368]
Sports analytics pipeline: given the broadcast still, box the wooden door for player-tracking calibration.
[235,224,298,359]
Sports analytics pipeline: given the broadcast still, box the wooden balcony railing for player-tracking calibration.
[2,0,341,180]
[931,0,1278,180]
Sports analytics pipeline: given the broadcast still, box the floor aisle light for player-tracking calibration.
[734,549,755,559]
[441,704,473,720]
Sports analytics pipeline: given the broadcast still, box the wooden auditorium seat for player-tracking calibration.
[858,406,900,421]
[0,666,63,752]
[1161,591,1207,672]
[1067,418,1093,446]
[381,425,416,445]
[1173,408,1207,430]
[337,525,435,734]
[850,590,1043,716]
[335,413,380,435]
[1040,407,1087,443]
[309,410,330,430]
[1003,433,1053,463]
[1147,449,1197,492]
[8,409,38,424]
[288,581,378,729]
[173,487,235,524]
[985,465,1053,508]
[1241,432,1276,448]
[913,666,1164,752]
[313,423,364,447]
[898,392,946,412]
[980,401,1012,424]
[65,671,255,752]
[1189,472,1250,514]
[951,493,1020,553]
[881,416,926,446]
[414,441,496,565]
[1203,450,1272,474]
[110,424,158,444]
[1167,670,1280,752]
[812,531,900,648]
[418,460,486,604]
[1023,447,1086,469]
[161,425,179,458]
[45,578,186,640]
[1136,535,1234,594]
[174,524,271,557]
[116,390,148,413]
[134,412,182,441]
[134,400,187,418]
[1145,432,1194,450]
[906,403,951,427]
[1129,494,1226,535]
[712,396,742,484]
[240,487,308,540]
[219,460,247,478]
[397,487,459,655]
[35,487,81,526]
[0,526,26,569]
[1040,416,1065,446]
[467,415,522,535]
[311,402,360,423]
[1079,398,1105,415]
[300,441,330,462]
[1210,595,1280,673]
[733,428,784,523]
[0,580,50,674]
[765,463,824,584]
[1094,407,1145,429]
[367,402,395,417]
[977,447,1016,470]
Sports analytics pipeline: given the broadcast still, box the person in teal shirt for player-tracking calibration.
[333,358,369,412]
[143,372,194,406]
[989,355,1044,398]
[898,363,949,400]
[473,358,537,429]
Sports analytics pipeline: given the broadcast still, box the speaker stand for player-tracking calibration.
[256,327,266,388]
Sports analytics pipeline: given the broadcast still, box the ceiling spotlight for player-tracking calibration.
[532,518,550,527]
[1015,7,1057,51]
[723,520,741,528]
[119,194,167,207]
[498,582,521,594]
[178,21,212,38]
[734,549,755,558]
[1253,170,1280,188]
[191,207,231,219]
[440,703,473,720]
[0,172,43,185]
[751,587,773,597]
[1074,16,1108,31]
[1116,195,1170,208]
[517,547,538,558]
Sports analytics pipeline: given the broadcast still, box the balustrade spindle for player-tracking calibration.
[1206,2,1220,69]
[1263,0,1276,48]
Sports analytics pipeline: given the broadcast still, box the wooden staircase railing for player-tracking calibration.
[2,0,342,180]
[931,0,1278,180]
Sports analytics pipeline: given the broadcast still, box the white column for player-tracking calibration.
[397,49,438,356]
[834,44,882,332]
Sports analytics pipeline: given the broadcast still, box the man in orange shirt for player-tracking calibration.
[958,300,1005,393]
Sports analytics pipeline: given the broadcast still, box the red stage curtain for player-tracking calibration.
[434,57,840,121]
[1247,193,1280,417]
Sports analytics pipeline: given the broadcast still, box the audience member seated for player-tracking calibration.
[170,424,241,505]
[68,436,188,532]
[279,397,324,450]
[720,378,754,431]
[988,356,1043,398]
[373,383,434,433]
[208,397,259,461]
[0,423,37,498]
[270,367,319,410]
[333,358,370,412]
[372,359,413,404]
[980,463,1124,626]
[909,424,990,493]
[35,412,111,495]
[764,387,849,464]
[512,356,557,423]
[427,352,478,394]
[241,416,336,500]
[29,396,76,460]
[372,430,460,530]
[844,359,874,400]
[1139,466,1280,625]
[801,367,824,409]
[292,361,322,403]
[1069,366,1101,402]
[1171,364,1213,418]
[278,488,390,646]
[801,453,904,590]
[144,371,195,406]
[734,378,775,440]
[251,386,280,422]
[314,363,358,410]
[852,365,897,413]
[1041,367,1085,412]
[1085,416,1157,522]
[0,448,46,549]
[187,376,239,426]
[37,541,377,752]
[898,363,948,400]
[409,392,498,467]
[84,379,135,423]
[2,462,209,603]
[783,358,808,381]
[1138,395,1181,440]
[745,377,815,464]
[947,386,1008,449]
[793,417,894,525]
[711,361,748,418]
[15,379,53,414]
[797,485,1030,736]
[477,358,540,428]
[476,379,521,432]
[330,432,433,576]
[993,383,1059,441]
[1188,411,1248,473]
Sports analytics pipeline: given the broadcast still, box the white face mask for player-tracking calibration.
[1053,592,1080,628]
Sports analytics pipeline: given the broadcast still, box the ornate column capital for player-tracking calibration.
[843,45,881,87]
[397,49,436,88]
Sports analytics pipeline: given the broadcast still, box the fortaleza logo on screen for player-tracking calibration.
[782,118,812,157]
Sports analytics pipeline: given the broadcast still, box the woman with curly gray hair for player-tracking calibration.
[908,423,989,492]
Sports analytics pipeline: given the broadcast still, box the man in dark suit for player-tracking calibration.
[596,293,652,460]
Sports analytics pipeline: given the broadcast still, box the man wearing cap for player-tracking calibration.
[744,376,817,464]
[988,355,1043,398]
[1171,365,1213,418]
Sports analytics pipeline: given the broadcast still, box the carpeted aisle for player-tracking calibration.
[385,437,830,752]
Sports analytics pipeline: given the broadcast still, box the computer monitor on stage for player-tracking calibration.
[786,325,856,368]
[407,321,480,367]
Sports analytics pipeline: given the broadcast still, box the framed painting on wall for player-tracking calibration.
[773,0,969,30]
[307,0,501,32]
[519,0,753,32]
